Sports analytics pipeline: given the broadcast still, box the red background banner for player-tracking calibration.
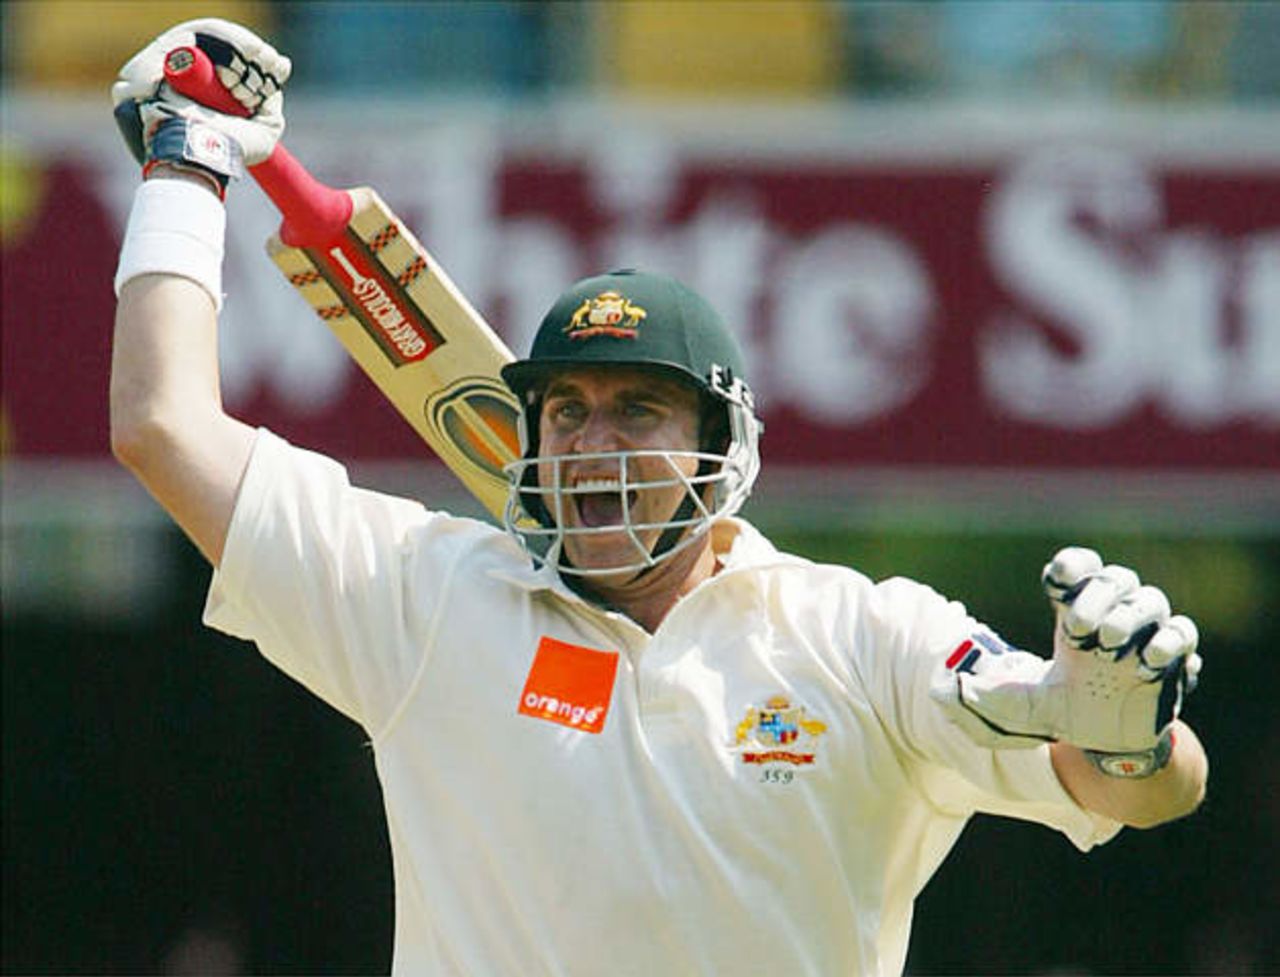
[4,124,1277,472]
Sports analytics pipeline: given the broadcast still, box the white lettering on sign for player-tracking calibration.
[982,146,1280,428]
[774,225,933,424]
[213,124,1277,437]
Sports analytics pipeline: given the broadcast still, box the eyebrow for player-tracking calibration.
[542,379,684,404]
[541,379,585,400]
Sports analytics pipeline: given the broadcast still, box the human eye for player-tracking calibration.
[616,398,673,434]
[618,398,666,425]
[547,398,586,427]
[622,400,657,418]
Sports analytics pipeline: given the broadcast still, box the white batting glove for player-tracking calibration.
[112,19,290,191]
[932,547,1201,775]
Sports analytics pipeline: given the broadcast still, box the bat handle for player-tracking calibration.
[250,148,354,247]
[162,45,353,246]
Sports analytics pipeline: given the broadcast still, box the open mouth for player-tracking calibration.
[573,477,638,528]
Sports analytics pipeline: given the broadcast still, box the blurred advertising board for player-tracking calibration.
[3,100,1277,484]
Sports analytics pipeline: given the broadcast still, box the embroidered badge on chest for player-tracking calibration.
[731,694,828,771]
[518,636,620,734]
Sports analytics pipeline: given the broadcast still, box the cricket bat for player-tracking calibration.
[163,45,521,521]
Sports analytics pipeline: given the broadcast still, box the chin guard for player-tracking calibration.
[502,447,753,578]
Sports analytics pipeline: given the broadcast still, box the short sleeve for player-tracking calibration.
[853,575,1122,851]
[203,428,485,730]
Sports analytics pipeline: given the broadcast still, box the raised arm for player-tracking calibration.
[933,547,1207,829]
[109,20,292,565]
[111,199,253,566]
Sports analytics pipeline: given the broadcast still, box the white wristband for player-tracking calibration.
[114,178,226,311]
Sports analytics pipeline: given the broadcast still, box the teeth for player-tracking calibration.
[574,478,621,492]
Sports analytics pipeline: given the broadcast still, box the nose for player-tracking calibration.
[571,408,621,454]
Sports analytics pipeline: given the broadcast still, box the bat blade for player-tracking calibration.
[270,187,520,519]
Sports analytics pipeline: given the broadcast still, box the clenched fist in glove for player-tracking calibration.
[932,547,1202,777]
[112,18,290,196]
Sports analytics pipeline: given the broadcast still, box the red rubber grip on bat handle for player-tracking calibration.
[162,45,352,246]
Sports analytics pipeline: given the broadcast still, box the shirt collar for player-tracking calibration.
[486,539,577,599]
[711,517,780,571]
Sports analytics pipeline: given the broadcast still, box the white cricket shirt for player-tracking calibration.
[205,430,1120,976]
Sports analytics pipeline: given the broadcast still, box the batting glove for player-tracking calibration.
[932,547,1201,776]
[112,19,290,195]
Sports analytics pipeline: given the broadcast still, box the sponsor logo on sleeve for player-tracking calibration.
[945,628,1017,675]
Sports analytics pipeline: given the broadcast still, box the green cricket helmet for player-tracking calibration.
[500,269,762,576]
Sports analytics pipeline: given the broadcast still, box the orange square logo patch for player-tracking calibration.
[518,636,620,735]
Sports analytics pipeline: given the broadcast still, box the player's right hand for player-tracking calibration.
[112,19,291,177]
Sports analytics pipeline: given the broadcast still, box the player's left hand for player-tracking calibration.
[112,18,291,174]
[932,547,1202,756]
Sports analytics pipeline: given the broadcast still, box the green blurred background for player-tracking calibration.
[3,1,1278,974]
